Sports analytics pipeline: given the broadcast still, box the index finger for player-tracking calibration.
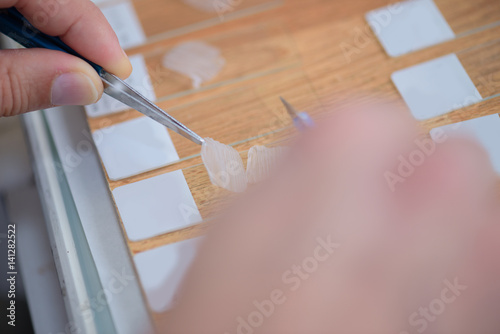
[1,0,132,78]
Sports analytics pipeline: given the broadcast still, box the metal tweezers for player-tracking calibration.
[0,7,205,145]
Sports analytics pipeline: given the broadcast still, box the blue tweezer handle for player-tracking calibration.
[0,7,103,75]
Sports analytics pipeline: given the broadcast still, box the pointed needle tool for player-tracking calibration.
[280,97,314,131]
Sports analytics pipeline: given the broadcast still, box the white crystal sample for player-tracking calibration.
[246,146,287,184]
[201,138,247,192]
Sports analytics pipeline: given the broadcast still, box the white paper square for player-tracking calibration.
[430,114,500,173]
[101,1,146,49]
[392,54,482,120]
[366,0,455,57]
[113,170,202,241]
[134,237,203,313]
[86,55,155,117]
[93,117,179,180]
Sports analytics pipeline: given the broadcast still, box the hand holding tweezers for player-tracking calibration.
[0,7,204,145]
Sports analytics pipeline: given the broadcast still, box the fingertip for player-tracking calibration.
[51,59,104,106]
[51,72,99,106]
[102,50,133,79]
[76,60,104,98]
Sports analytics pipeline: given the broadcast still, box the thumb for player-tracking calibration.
[0,48,103,116]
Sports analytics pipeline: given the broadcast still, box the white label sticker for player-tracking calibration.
[134,237,203,313]
[93,117,179,180]
[430,115,500,174]
[100,1,146,49]
[392,54,482,120]
[86,55,155,117]
[366,0,455,57]
[113,170,202,241]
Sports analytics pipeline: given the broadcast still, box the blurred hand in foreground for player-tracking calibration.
[163,104,500,334]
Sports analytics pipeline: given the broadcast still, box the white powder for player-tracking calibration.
[162,41,225,89]
[246,146,287,184]
[201,138,247,193]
